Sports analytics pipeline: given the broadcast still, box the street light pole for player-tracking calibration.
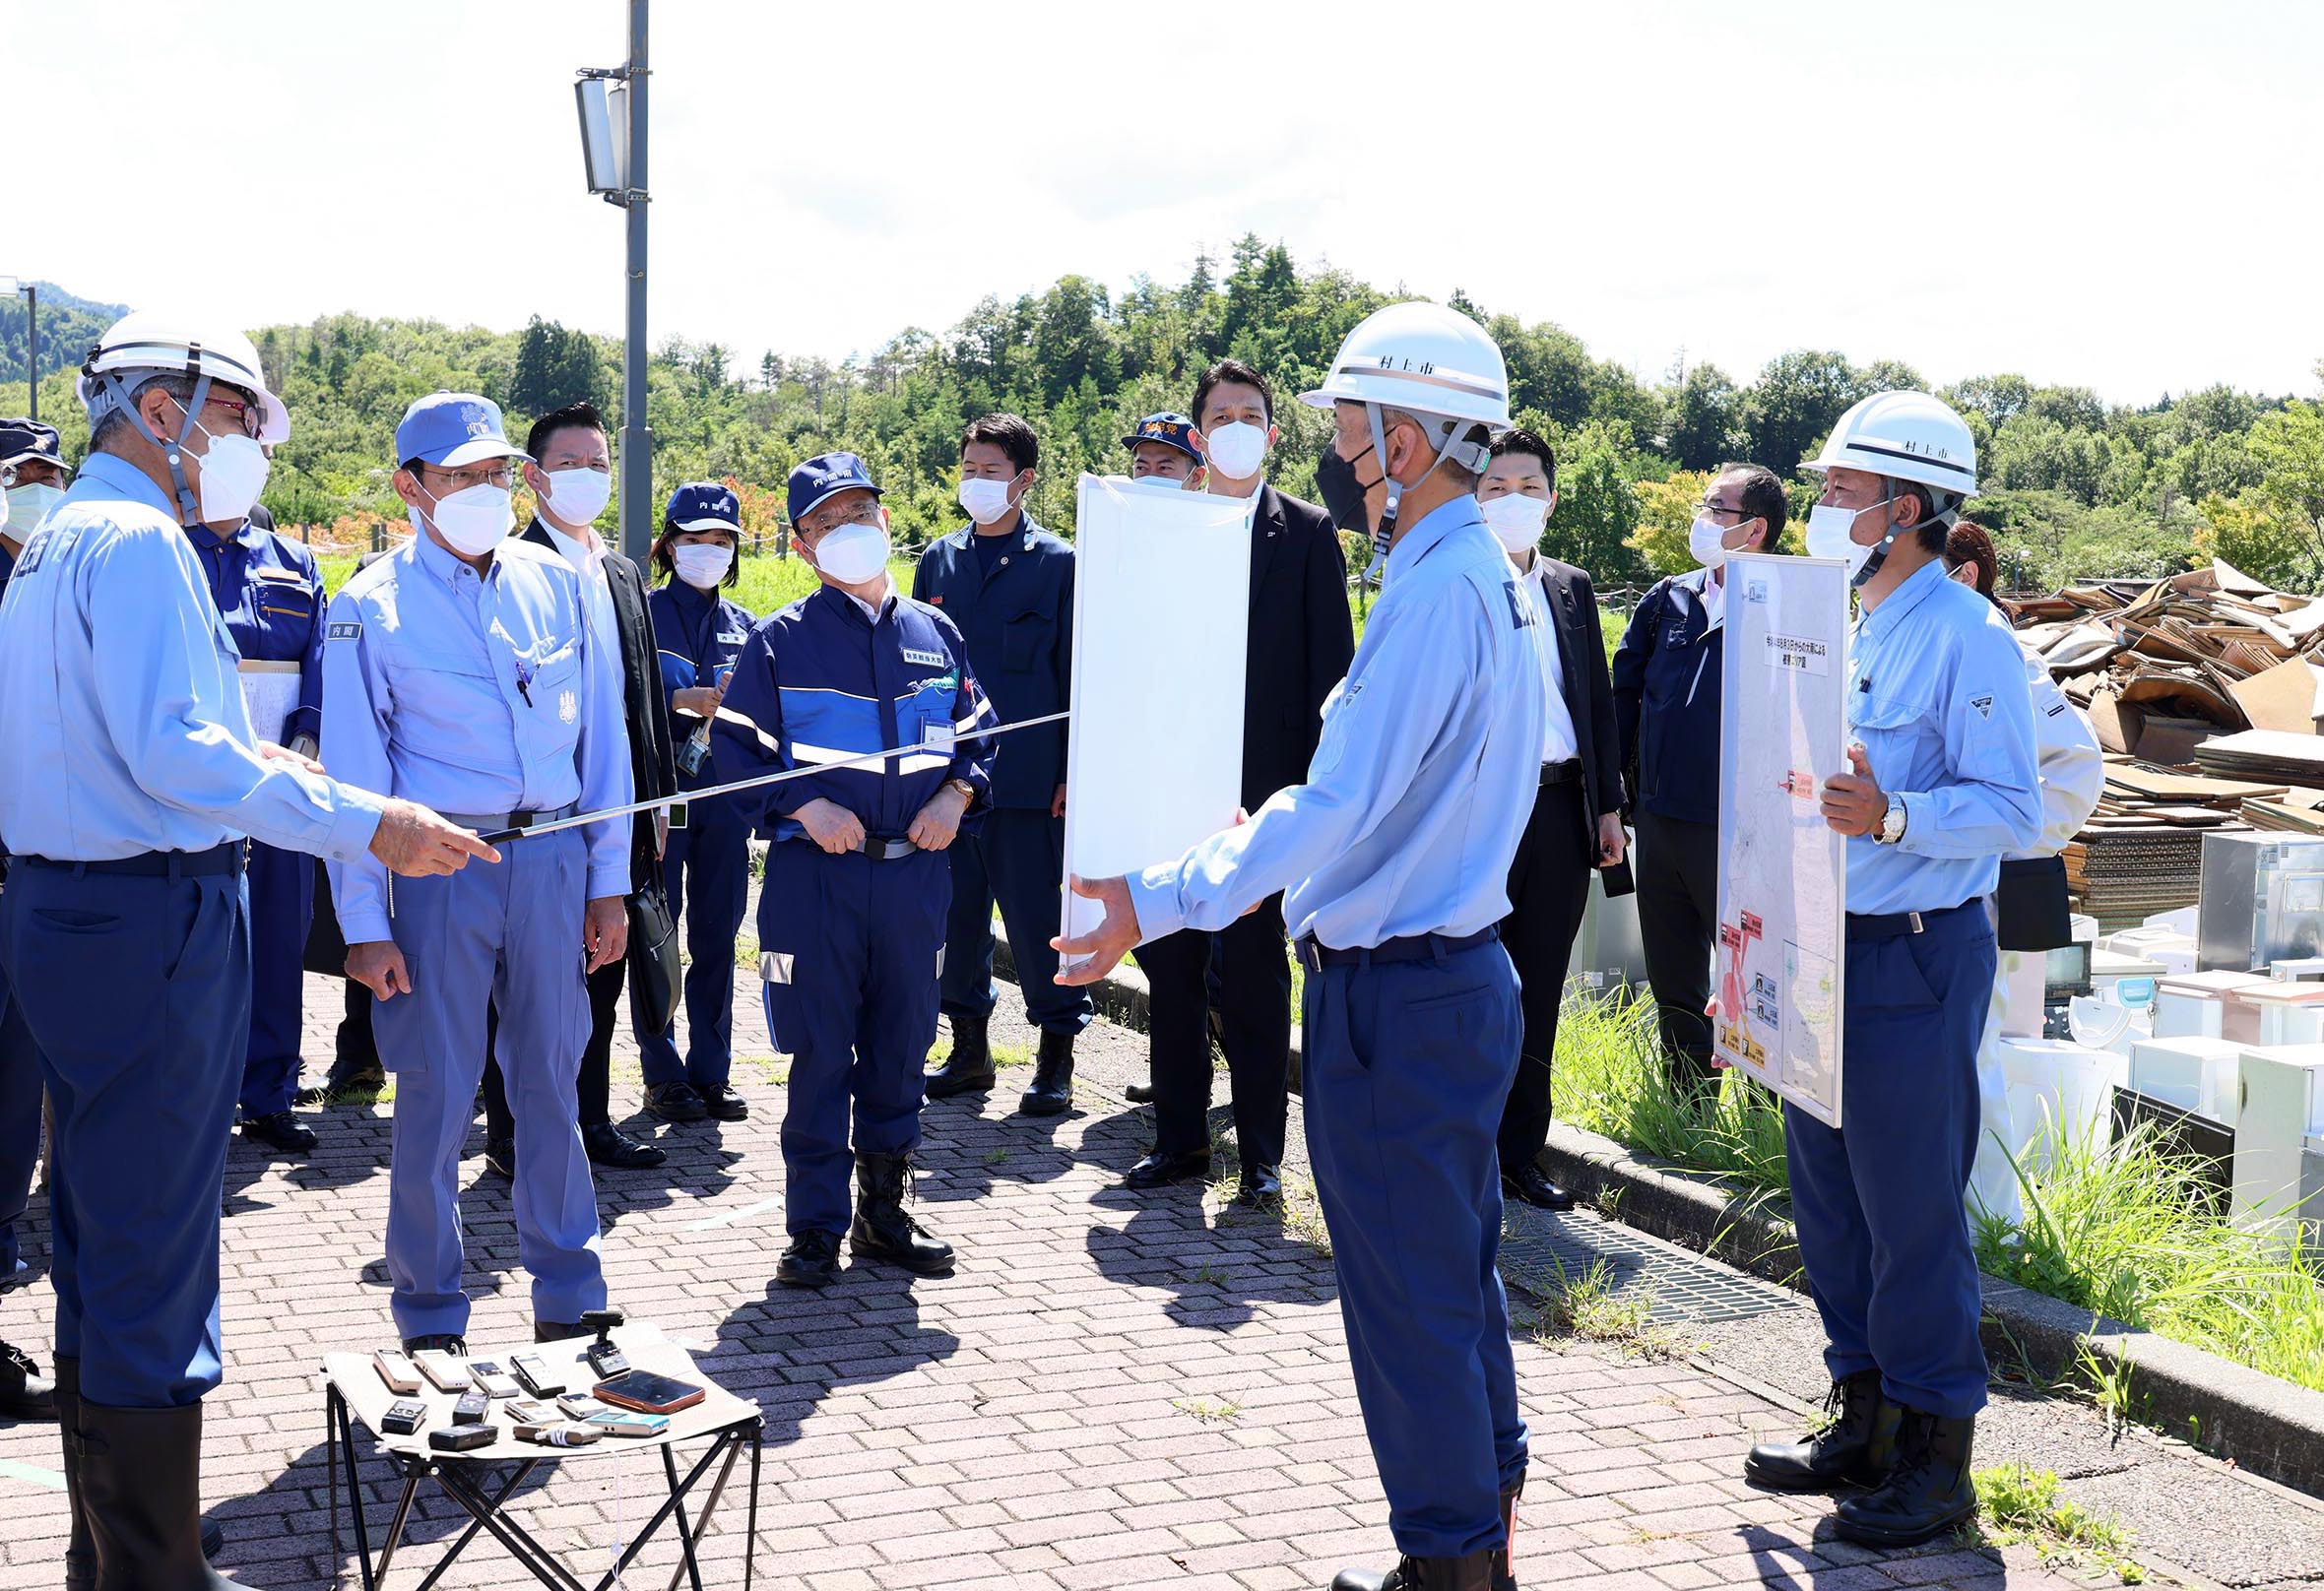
[24,284,36,425]
[617,0,650,563]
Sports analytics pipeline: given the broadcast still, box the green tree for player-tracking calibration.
[1743,350,1860,476]
[1666,363,1741,471]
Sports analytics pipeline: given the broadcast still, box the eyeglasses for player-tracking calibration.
[1697,499,1748,520]
[805,498,882,537]
[419,462,520,491]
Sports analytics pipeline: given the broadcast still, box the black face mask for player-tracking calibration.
[1315,441,1372,535]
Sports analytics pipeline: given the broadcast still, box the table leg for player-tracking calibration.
[744,1424,762,1591]
[413,1458,545,1591]
[661,1433,746,1591]
[434,1460,586,1591]
[589,1436,732,1591]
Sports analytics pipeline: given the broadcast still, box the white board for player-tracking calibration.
[1059,476,1255,971]
[1713,553,1849,1126]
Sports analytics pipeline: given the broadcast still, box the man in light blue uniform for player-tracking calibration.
[0,315,492,1590]
[325,392,632,1355]
[1744,392,2040,1549]
[1060,304,1544,1591]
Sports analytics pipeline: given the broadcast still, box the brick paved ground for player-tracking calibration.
[0,971,2122,1589]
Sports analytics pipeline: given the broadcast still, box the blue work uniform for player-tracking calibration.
[184,515,328,1121]
[1787,556,2039,1421]
[0,453,383,1408]
[1128,497,1546,1561]
[0,540,25,1283]
[323,531,630,1341]
[636,577,756,1094]
[912,515,1090,1037]
[714,580,997,1238]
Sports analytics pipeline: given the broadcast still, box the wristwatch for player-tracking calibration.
[1874,796,1907,846]
[288,733,320,761]
[944,778,975,803]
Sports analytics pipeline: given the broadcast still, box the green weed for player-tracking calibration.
[1969,1464,2144,1584]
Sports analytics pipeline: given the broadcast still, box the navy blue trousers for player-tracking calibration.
[760,841,946,1237]
[237,838,312,1117]
[635,795,751,1091]
[1784,904,1995,1420]
[0,954,43,1281]
[936,806,1090,1036]
[1,860,247,1407]
[1302,937,1528,1560]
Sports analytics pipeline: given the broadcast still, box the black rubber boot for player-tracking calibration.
[1743,1368,1898,1492]
[54,1357,94,1591]
[75,1397,237,1588]
[1333,1549,1497,1591]
[848,1153,955,1275]
[924,1014,996,1100]
[1017,1028,1074,1117]
[1492,1479,1521,1591]
[1834,1408,1977,1547]
[776,1231,843,1289]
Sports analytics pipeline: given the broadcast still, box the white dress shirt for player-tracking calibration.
[1521,557,1581,765]
[542,520,621,668]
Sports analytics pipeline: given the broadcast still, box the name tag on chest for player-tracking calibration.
[901,647,946,668]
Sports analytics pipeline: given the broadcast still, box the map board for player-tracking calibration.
[1058,476,1255,974]
[1713,552,1849,1126]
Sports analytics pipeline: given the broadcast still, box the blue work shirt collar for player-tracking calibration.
[1859,555,1947,641]
[665,576,719,613]
[412,521,514,589]
[187,516,267,553]
[951,512,1038,551]
[1387,493,1487,578]
[75,451,181,522]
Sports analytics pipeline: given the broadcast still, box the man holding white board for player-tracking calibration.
[1059,302,1544,1591]
[1742,392,2040,1550]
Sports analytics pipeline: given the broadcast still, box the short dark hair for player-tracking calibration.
[1488,427,1556,489]
[1716,462,1789,550]
[1192,358,1272,426]
[525,400,608,463]
[959,413,1038,475]
[1899,481,1954,555]
[89,372,197,456]
[399,456,430,479]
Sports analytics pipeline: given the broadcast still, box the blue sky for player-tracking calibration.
[16,0,2321,405]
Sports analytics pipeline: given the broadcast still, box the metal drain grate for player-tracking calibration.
[1498,1206,1800,1325]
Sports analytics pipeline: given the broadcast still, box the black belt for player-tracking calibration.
[856,836,921,861]
[14,842,243,879]
[439,800,580,832]
[1844,901,1979,940]
[1295,923,1499,972]
[1539,759,1582,788]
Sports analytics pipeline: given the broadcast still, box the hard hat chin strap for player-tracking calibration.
[97,368,213,526]
[1847,479,1960,590]
[1360,404,1478,588]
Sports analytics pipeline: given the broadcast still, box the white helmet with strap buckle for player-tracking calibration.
[1802,390,1978,499]
[77,311,290,525]
[1301,301,1514,584]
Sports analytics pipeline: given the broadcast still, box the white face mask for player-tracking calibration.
[1202,421,1268,480]
[541,465,612,525]
[957,477,1017,526]
[171,403,273,525]
[1803,498,1896,586]
[1689,514,1737,571]
[1479,491,1549,554]
[420,482,515,556]
[5,481,64,532]
[672,542,734,589]
[810,518,890,584]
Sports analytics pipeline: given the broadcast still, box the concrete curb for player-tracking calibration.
[1537,1117,2324,1499]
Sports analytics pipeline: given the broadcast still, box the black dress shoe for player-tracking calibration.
[1017,1029,1074,1116]
[1333,1549,1497,1590]
[399,1334,466,1357]
[1123,1149,1211,1190]
[203,1517,223,1559]
[776,1230,843,1289]
[1235,1163,1283,1206]
[584,1122,668,1170]
[298,1059,386,1105]
[701,1083,748,1121]
[925,1014,996,1099]
[483,1136,516,1179]
[240,1110,318,1155]
[0,1342,57,1421]
[643,1081,710,1123]
[1125,1081,1155,1104]
[1745,1368,1897,1492]
[1503,1162,1575,1211]
[1833,1408,1976,1546]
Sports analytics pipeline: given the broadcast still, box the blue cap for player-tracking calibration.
[0,417,67,474]
[1123,413,1201,463]
[395,391,528,470]
[666,480,742,532]
[786,452,882,527]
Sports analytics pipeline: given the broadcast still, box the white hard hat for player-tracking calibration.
[1803,390,1977,499]
[1299,300,1514,435]
[78,310,290,444]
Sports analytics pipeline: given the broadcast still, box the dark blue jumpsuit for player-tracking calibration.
[636,578,757,1093]
[715,583,997,1237]
[0,541,39,1281]
[184,518,327,1121]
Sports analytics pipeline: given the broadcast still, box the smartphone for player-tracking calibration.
[592,1369,705,1415]
[505,1399,560,1428]
[452,1390,489,1425]
[516,1422,602,1447]
[510,1353,564,1398]
[380,1399,427,1435]
[373,1349,421,1396]
[586,1409,669,1438]
[468,1363,522,1400]
[429,1423,495,1452]
[414,1351,472,1393]
[556,1393,610,1421]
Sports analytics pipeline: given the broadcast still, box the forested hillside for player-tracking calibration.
[4,244,2318,592]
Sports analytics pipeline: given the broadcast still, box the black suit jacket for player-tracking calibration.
[1241,485,1356,812]
[520,518,677,884]
[1532,556,1626,848]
